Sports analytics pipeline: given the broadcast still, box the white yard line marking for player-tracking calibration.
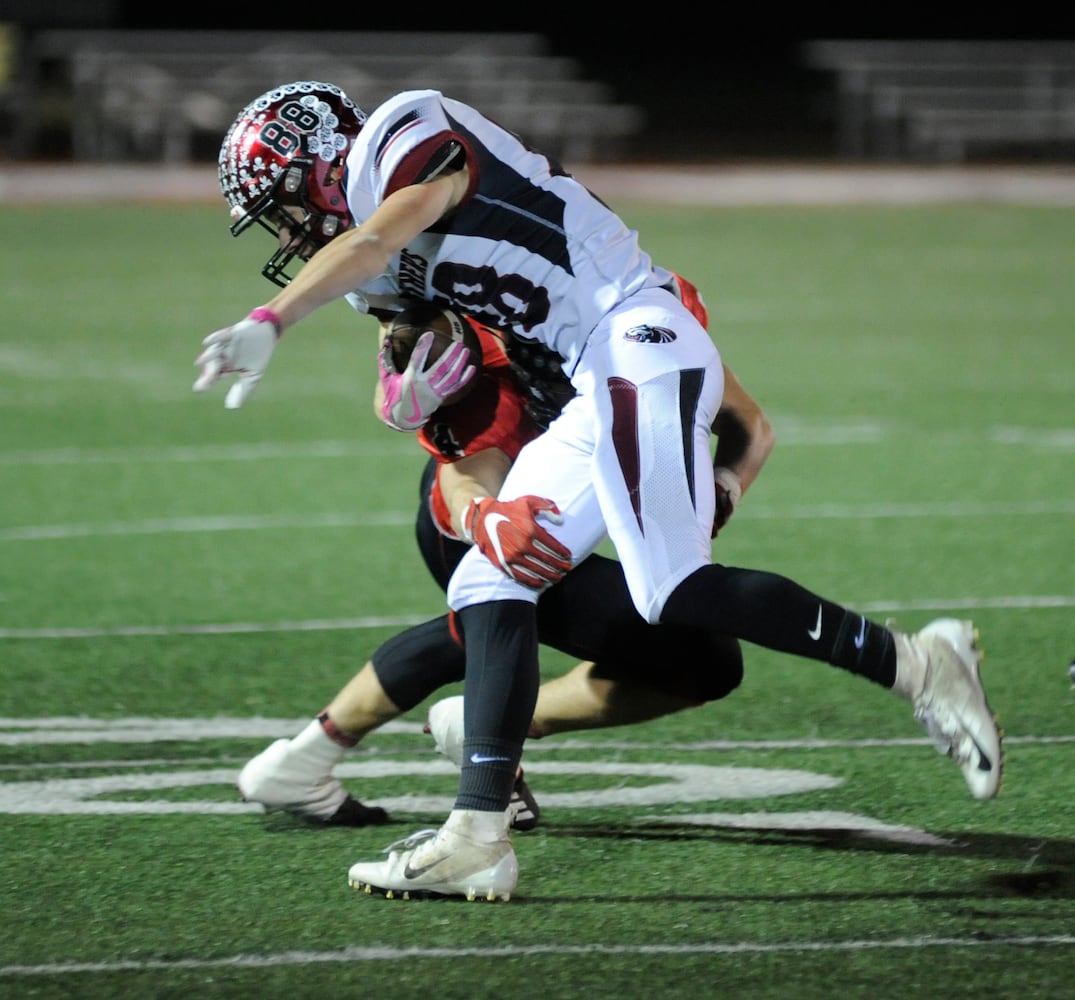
[0,594,1070,640]
[0,615,433,639]
[0,512,414,541]
[0,716,422,743]
[0,716,1068,749]
[0,735,1070,754]
[0,423,1071,467]
[0,441,412,465]
[3,936,1074,977]
[746,500,1075,520]
[1,501,1072,543]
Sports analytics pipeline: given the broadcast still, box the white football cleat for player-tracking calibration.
[348,812,518,902]
[893,618,1003,800]
[238,738,387,826]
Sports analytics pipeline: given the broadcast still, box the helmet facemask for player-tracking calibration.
[233,158,347,287]
[218,81,366,287]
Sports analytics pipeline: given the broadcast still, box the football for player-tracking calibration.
[385,304,482,407]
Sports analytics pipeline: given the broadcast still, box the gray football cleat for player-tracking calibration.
[893,618,1003,800]
[348,813,518,902]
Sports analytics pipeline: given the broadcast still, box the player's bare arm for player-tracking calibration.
[264,170,469,332]
[194,170,471,409]
[712,364,775,496]
[439,450,515,538]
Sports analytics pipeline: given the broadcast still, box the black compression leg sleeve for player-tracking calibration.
[370,615,466,712]
[536,551,744,702]
[415,457,744,701]
[453,600,540,812]
[662,565,897,688]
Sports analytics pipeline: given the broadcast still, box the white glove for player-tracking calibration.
[193,307,281,409]
[378,330,476,431]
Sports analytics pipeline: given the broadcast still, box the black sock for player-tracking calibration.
[828,611,896,687]
[458,738,520,813]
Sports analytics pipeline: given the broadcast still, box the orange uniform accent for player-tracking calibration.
[418,320,542,539]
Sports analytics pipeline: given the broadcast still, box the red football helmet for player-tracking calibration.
[218,81,367,286]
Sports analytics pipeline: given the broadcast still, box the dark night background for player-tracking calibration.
[0,1,1065,161]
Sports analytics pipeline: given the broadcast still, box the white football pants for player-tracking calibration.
[447,287,723,624]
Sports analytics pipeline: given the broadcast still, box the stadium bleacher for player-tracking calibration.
[803,39,1075,162]
[8,29,644,164]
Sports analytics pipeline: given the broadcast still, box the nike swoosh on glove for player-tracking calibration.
[461,495,573,588]
[711,466,742,538]
[193,307,281,409]
[378,331,476,432]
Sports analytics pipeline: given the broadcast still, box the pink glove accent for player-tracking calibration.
[378,332,475,432]
[193,308,282,408]
[248,307,282,335]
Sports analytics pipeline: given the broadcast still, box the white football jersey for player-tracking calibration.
[341,90,663,369]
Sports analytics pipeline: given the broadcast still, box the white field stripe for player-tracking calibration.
[0,423,1072,468]
[2,499,1073,543]
[3,936,1074,977]
[0,615,434,640]
[0,512,413,541]
[0,441,412,465]
[0,594,1069,640]
[0,716,422,743]
[0,729,1067,752]
[746,499,1075,520]
[991,426,1075,449]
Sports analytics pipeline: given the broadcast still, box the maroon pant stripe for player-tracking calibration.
[608,376,643,533]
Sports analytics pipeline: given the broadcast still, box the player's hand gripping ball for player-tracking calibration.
[378,305,482,430]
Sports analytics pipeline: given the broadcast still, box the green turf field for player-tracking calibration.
[1,194,1073,999]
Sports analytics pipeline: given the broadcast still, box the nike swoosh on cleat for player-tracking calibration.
[853,616,867,649]
[971,735,994,773]
[807,605,823,640]
[402,855,451,880]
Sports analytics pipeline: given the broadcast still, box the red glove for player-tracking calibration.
[711,467,742,539]
[461,495,572,588]
[670,273,710,329]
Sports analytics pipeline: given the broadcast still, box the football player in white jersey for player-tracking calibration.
[237,301,756,833]
[197,81,1002,901]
